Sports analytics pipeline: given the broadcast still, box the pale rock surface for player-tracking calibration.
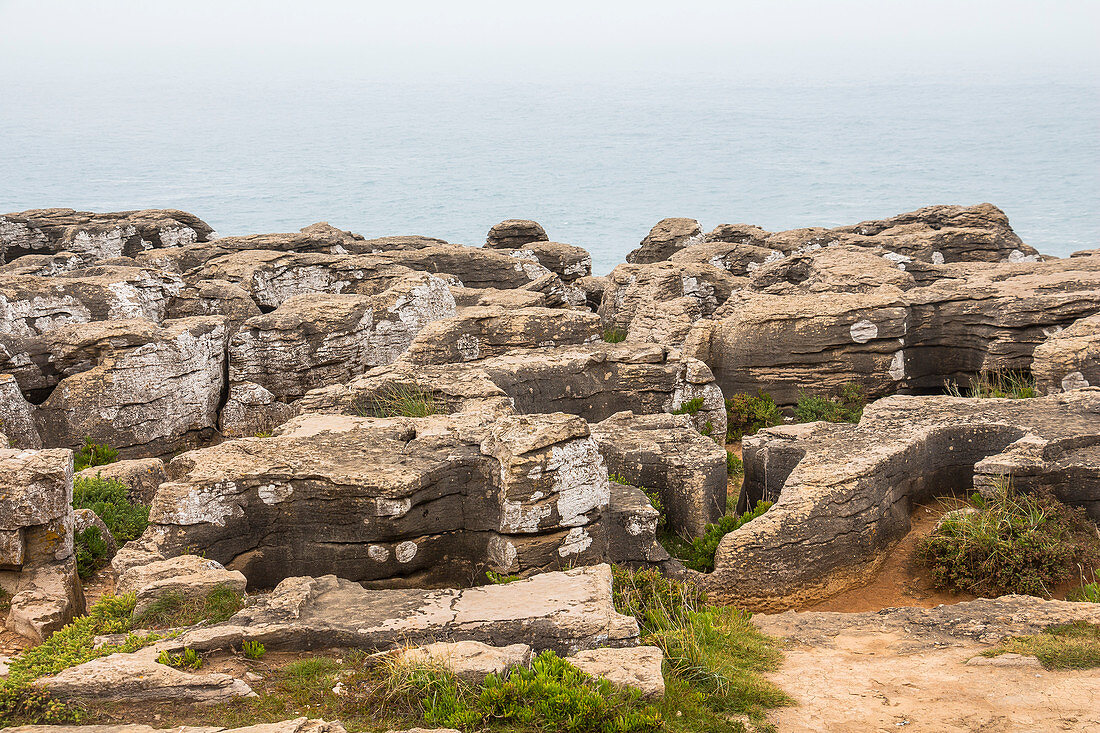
[116,555,248,616]
[1032,312,1100,394]
[390,640,533,682]
[626,218,702,264]
[567,645,665,698]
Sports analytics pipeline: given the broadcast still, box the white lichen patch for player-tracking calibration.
[850,319,879,344]
[557,526,592,557]
[395,540,418,563]
[550,438,609,528]
[456,333,480,361]
[368,544,390,563]
[888,350,906,380]
[487,535,518,571]
[258,482,294,505]
[932,251,945,265]
[501,499,552,533]
[376,497,412,517]
[1061,371,1090,391]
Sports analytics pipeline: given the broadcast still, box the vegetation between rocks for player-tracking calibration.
[602,327,627,343]
[1069,570,1100,603]
[73,437,118,472]
[661,502,773,573]
[983,621,1100,669]
[724,392,781,442]
[945,370,1038,399]
[793,383,865,424]
[72,474,150,579]
[356,383,443,418]
[133,584,246,629]
[917,481,1100,597]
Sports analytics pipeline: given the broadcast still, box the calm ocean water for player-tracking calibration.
[2,78,1097,274]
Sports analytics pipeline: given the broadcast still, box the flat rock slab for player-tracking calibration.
[568,645,665,698]
[9,719,344,733]
[391,640,532,682]
[965,653,1042,668]
[174,565,638,656]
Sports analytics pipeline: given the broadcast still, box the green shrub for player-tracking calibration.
[72,475,149,544]
[917,481,1100,596]
[793,383,865,424]
[484,570,521,585]
[602,328,627,343]
[356,383,442,418]
[672,397,705,416]
[73,437,118,472]
[241,640,266,660]
[945,370,1038,399]
[726,452,743,478]
[134,584,246,628]
[663,502,773,573]
[984,621,1100,669]
[157,647,204,670]
[74,526,111,579]
[724,392,781,442]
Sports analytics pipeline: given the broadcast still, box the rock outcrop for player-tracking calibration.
[485,219,548,249]
[626,218,703,264]
[116,554,248,616]
[1033,312,1100,394]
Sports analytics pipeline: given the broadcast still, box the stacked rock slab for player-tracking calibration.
[1032,312,1100,394]
[625,218,703,264]
[1,446,84,642]
[130,411,612,587]
[485,219,548,249]
[712,390,1100,610]
[0,208,215,265]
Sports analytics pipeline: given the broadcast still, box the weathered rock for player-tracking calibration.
[375,245,556,291]
[747,245,916,294]
[219,382,299,439]
[715,390,1100,610]
[228,277,454,401]
[391,640,533,682]
[449,286,547,309]
[33,645,254,704]
[137,411,609,587]
[485,219,548,249]
[73,508,117,557]
[116,555,248,616]
[402,306,601,365]
[499,242,592,282]
[0,374,41,448]
[34,317,228,455]
[170,565,638,656]
[1033,313,1100,394]
[165,279,262,329]
[598,262,745,345]
[669,239,782,276]
[592,411,726,536]
[607,480,669,566]
[626,218,703,264]
[704,223,771,246]
[76,457,167,504]
[9,719,347,733]
[0,251,85,277]
[0,208,214,265]
[573,275,607,311]
[567,646,665,698]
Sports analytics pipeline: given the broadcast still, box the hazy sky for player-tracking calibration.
[2,0,1098,84]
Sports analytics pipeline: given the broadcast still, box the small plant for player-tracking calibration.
[725,392,782,441]
[602,327,627,343]
[74,525,111,579]
[241,640,266,659]
[134,584,245,628]
[73,437,118,472]
[672,397,705,415]
[1069,569,1100,603]
[357,383,443,418]
[663,501,773,573]
[157,647,203,670]
[983,621,1100,669]
[917,479,1100,596]
[726,451,743,478]
[484,570,521,585]
[945,370,1038,399]
[793,382,865,423]
[72,475,149,545]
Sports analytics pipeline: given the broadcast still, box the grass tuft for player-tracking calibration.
[793,383,865,424]
[133,584,246,629]
[945,370,1038,399]
[984,621,1100,669]
[602,327,627,343]
[356,383,443,418]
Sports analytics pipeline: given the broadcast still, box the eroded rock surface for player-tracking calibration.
[1033,312,1100,394]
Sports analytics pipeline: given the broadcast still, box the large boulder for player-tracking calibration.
[116,554,248,616]
[0,208,214,265]
[626,218,703,264]
[711,390,1100,610]
[33,317,228,455]
[227,276,455,401]
[1032,313,1100,394]
[485,219,548,249]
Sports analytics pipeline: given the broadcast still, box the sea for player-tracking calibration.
[2,77,1097,274]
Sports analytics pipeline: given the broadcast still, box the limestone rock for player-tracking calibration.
[219,382,299,439]
[117,555,248,616]
[33,646,254,704]
[227,277,454,401]
[449,286,547,309]
[0,374,41,449]
[402,306,601,365]
[626,218,703,264]
[33,317,228,455]
[704,223,771,245]
[607,480,669,566]
[0,208,214,265]
[485,219,548,249]
[165,279,262,329]
[391,640,533,682]
[567,645,665,698]
[499,242,592,282]
[76,457,168,504]
[593,411,726,536]
[172,565,638,656]
[1033,313,1100,394]
[715,390,1100,610]
[73,508,117,558]
[669,240,782,276]
[6,558,85,643]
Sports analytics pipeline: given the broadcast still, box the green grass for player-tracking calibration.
[612,567,791,731]
[484,570,522,585]
[158,647,203,670]
[724,392,781,442]
[917,480,1100,597]
[133,584,246,629]
[793,383,865,424]
[661,502,773,573]
[945,370,1038,399]
[983,621,1100,669]
[355,383,443,418]
[602,328,627,343]
[1069,569,1100,603]
[74,526,111,579]
[73,437,118,472]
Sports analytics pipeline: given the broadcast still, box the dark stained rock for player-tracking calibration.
[485,219,548,249]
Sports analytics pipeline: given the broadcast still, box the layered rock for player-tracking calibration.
[0,208,214,265]
[227,275,454,401]
[0,374,41,449]
[485,219,548,249]
[1032,313,1100,394]
[33,317,228,455]
[626,218,703,264]
[116,554,248,616]
[1,447,84,642]
[713,390,1100,610]
[133,411,611,587]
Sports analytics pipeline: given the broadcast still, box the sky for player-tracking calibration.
[1,0,1098,85]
